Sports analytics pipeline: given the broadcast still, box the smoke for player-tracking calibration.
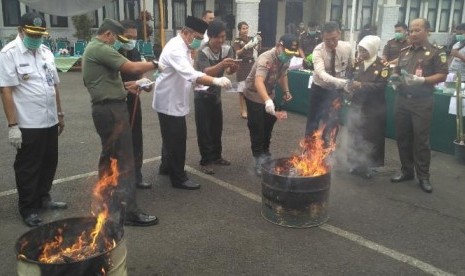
[336,104,376,172]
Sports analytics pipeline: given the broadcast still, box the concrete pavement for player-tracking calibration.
[0,72,464,275]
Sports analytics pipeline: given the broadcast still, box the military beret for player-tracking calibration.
[101,18,129,43]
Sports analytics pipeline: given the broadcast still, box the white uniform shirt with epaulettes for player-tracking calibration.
[0,35,60,128]
[397,42,448,94]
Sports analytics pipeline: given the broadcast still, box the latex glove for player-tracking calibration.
[402,74,425,86]
[135,78,153,88]
[8,125,22,149]
[243,40,256,50]
[389,74,402,90]
[265,99,276,115]
[212,77,232,89]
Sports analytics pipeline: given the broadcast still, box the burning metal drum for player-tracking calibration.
[261,158,331,228]
[15,217,127,276]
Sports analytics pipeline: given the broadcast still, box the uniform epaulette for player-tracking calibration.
[0,43,16,53]
[400,46,410,51]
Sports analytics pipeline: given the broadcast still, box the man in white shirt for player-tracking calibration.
[304,21,353,142]
[153,16,231,190]
[0,12,66,227]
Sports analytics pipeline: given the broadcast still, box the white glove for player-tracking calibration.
[135,77,153,88]
[265,99,276,115]
[402,74,425,86]
[244,40,257,50]
[212,77,232,89]
[8,125,22,149]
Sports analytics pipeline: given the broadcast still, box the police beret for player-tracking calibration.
[20,12,48,36]
[185,16,208,34]
[101,18,129,43]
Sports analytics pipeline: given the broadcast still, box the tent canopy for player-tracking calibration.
[19,0,114,16]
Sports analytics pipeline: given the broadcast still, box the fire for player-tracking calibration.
[37,159,119,264]
[278,126,337,177]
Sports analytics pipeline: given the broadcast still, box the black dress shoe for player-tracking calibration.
[42,200,68,210]
[172,180,200,190]
[124,212,159,226]
[136,181,152,189]
[390,173,415,183]
[23,213,42,227]
[419,179,433,193]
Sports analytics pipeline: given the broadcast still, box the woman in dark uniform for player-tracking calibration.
[233,21,261,119]
[345,35,389,179]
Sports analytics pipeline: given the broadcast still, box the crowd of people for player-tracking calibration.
[0,11,458,227]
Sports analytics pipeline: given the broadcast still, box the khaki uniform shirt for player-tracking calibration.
[397,42,448,95]
[382,38,409,62]
[82,38,129,104]
[243,48,289,104]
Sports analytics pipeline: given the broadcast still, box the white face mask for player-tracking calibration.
[121,39,136,50]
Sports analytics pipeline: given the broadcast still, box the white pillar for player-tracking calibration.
[235,0,260,36]
[378,3,401,53]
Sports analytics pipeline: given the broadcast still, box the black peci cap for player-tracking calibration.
[185,16,208,34]
[20,12,48,36]
[100,18,129,43]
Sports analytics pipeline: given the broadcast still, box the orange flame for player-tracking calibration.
[283,126,337,177]
[37,159,119,264]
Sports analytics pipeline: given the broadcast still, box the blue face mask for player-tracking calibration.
[113,40,122,50]
[23,36,43,50]
[122,39,136,51]
[308,31,317,36]
[189,38,202,49]
[278,52,293,63]
[456,34,465,42]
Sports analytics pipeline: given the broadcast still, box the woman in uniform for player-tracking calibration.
[345,35,389,179]
[233,21,261,119]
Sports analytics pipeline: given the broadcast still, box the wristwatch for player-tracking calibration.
[57,111,65,117]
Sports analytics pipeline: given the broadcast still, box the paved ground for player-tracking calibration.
[0,72,464,275]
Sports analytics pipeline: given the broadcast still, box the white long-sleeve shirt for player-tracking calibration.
[312,40,352,90]
[152,34,205,116]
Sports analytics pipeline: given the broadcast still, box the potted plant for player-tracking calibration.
[453,73,465,163]
[71,14,92,41]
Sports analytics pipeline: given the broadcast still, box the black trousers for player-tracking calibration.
[157,112,188,186]
[194,94,223,165]
[305,84,341,141]
[394,95,433,180]
[92,101,138,213]
[15,125,58,217]
[127,94,144,183]
[245,98,277,157]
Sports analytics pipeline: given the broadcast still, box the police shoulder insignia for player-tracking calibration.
[381,69,388,78]
[441,55,447,63]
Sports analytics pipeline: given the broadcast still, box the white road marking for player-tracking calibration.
[0,156,455,275]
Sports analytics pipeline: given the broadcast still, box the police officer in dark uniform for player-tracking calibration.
[298,21,322,69]
[382,22,409,65]
[390,19,448,193]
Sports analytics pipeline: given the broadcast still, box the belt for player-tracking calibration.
[398,92,432,99]
[93,98,126,105]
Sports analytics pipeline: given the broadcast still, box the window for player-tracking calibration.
[153,0,168,28]
[427,0,438,32]
[103,1,119,20]
[88,11,99,28]
[360,0,373,30]
[398,0,407,23]
[330,0,343,26]
[2,0,21,27]
[124,0,140,21]
[172,0,186,30]
[50,15,68,27]
[453,0,464,28]
[439,0,451,32]
[192,0,205,19]
[409,0,421,22]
